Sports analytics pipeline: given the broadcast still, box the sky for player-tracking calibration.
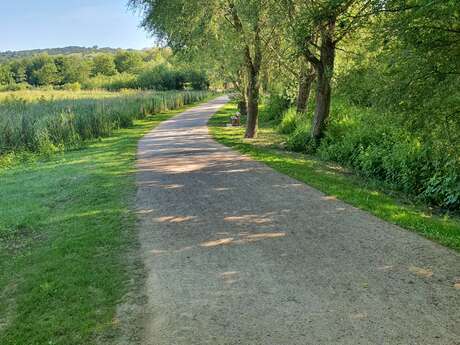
[0,0,155,52]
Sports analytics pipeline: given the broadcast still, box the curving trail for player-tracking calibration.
[135,96,460,345]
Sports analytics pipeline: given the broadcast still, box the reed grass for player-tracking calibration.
[0,90,210,156]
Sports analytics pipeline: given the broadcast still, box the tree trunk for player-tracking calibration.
[296,61,315,114]
[238,101,247,116]
[243,25,262,139]
[229,4,262,139]
[310,22,336,141]
[245,68,259,138]
[311,65,332,140]
[238,90,247,116]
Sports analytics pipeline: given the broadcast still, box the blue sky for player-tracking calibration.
[0,0,154,51]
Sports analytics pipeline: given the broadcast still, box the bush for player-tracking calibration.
[136,65,208,91]
[423,162,460,210]
[0,83,32,92]
[314,98,460,210]
[62,82,81,91]
[285,122,316,153]
[186,70,210,90]
[82,73,137,90]
[262,94,291,122]
[278,108,298,134]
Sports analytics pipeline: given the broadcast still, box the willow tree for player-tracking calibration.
[259,14,315,115]
[131,0,275,138]
[278,0,387,141]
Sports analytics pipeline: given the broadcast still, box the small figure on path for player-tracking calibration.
[230,111,241,126]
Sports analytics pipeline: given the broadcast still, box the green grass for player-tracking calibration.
[209,103,460,251]
[0,101,203,345]
[0,90,210,158]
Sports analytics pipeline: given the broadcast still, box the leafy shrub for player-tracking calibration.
[136,65,209,91]
[278,108,299,134]
[186,70,210,90]
[262,94,291,122]
[314,98,460,210]
[0,83,32,92]
[423,163,460,210]
[82,73,137,90]
[285,122,316,153]
[336,67,380,107]
[61,82,81,91]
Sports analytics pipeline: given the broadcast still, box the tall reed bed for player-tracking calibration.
[0,90,210,155]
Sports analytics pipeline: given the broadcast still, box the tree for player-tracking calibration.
[296,59,316,113]
[55,56,90,84]
[226,1,266,137]
[279,0,386,141]
[0,64,13,85]
[9,60,27,84]
[32,63,59,86]
[91,54,117,76]
[23,54,60,85]
[370,0,460,145]
[186,70,210,90]
[114,51,143,73]
[131,0,276,138]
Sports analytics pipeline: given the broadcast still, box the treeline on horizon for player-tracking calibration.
[0,48,210,91]
[130,0,460,210]
[0,46,123,62]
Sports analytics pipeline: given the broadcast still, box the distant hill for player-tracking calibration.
[0,46,141,62]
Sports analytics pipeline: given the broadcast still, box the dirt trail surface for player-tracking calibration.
[135,96,460,345]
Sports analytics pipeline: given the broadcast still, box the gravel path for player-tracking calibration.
[135,96,460,345]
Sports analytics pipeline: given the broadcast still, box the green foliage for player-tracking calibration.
[315,99,460,210]
[114,51,143,73]
[79,66,209,91]
[278,108,298,134]
[31,63,59,86]
[250,1,460,211]
[9,60,27,83]
[319,1,460,210]
[0,90,211,157]
[0,46,122,62]
[286,123,315,153]
[0,49,210,92]
[55,55,90,84]
[0,64,13,85]
[262,94,291,121]
[81,72,138,90]
[91,54,117,76]
[136,65,209,90]
[137,64,185,90]
[186,69,210,90]
[61,82,81,91]
[265,94,460,210]
[0,82,32,92]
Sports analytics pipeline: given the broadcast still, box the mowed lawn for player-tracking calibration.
[209,103,460,252]
[0,108,185,344]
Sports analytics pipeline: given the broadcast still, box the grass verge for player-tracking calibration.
[209,102,460,251]
[0,101,204,345]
